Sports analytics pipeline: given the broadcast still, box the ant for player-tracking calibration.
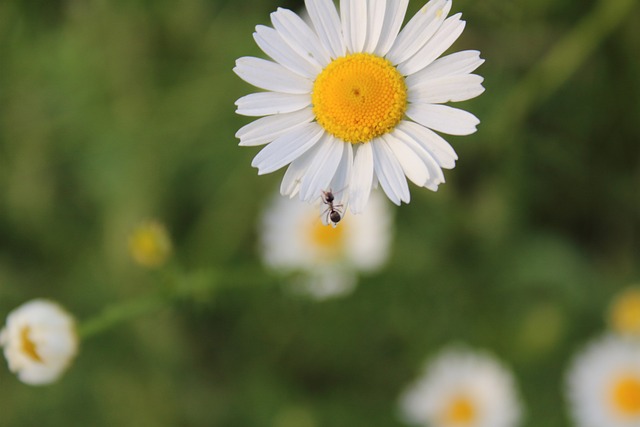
[321,190,344,225]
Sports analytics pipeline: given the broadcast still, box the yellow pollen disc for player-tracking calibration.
[312,53,407,143]
[308,218,346,254]
[611,374,640,416]
[443,395,476,425]
[20,326,43,363]
[609,288,640,336]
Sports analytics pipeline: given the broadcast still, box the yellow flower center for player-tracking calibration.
[609,288,640,335]
[611,374,640,416]
[312,53,407,143]
[128,221,172,268]
[308,218,346,256]
[20,326,43,363]
[443,395,477,425]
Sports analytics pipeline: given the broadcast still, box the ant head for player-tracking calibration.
[322,190,335,203]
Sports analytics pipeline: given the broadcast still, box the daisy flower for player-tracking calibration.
[259,189,392,299]
[0,299,79,385]
[234,0,484,213]
[566,334,640,427]
[399,347,522,427]
[608,287,640,338]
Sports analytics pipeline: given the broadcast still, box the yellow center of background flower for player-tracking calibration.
[609,287,640,336]
[611,374,640,416]
[308,218,346,256]
[312,53,407,143]
[128,220,172,268]
[20,326,43,363]
[443,395,476,425]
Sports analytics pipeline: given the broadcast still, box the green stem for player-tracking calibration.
[76,266,278,339]
[78,292,168,339]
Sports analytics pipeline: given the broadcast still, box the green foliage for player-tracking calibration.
[0,0,638,425]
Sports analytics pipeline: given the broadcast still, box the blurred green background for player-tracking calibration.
[1,0,639,425]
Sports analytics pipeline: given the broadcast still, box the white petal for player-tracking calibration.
[371,138,410,205]
[406,103,479,136]
[328,143,353,206]
[251,123,324,174]
[408,74,485,104]
[380,134,429,187]
[374,0,409,56]
[405,50,484,85]
[235,92,310,116]
[363,0,386,53]
[305,0,346,59]
[300,135,344,201]
[392,128,445,190]
[236,109,315,146]
[349,143,374,214]
[271,8,331,67]
[397,121,457,169]
[397,13,465,76]
[341,0,367,53]
[281,142,323,197]
[304,269,357,299]
[254,26,321,78]
[234,57,312,94]
[386,0,451,65]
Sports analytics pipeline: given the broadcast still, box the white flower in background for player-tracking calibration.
[608,287,640,338]
[0,299,79,386]
[235,0,484,214]
[260,189,392,300]
[399,347,522,427]
[566,335,640,427]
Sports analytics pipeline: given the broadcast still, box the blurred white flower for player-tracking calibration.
[260,189,392,300]
[566,334,640,427]
[235,0,484,214]
[0,299,79,386]
[399,347,522,427]
[608,287,640,338]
